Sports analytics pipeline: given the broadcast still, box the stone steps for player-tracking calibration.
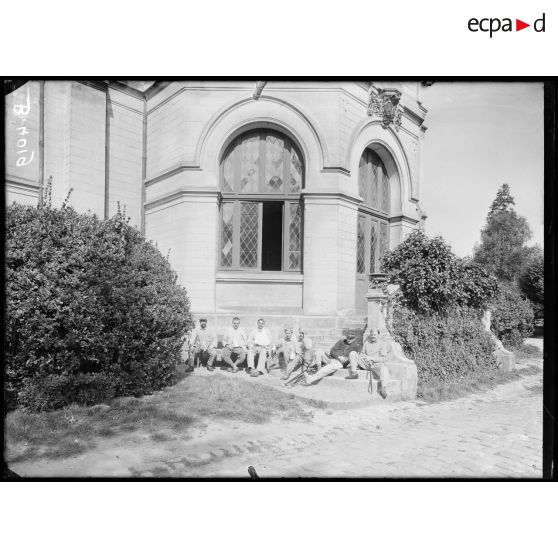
[193,366,402,410]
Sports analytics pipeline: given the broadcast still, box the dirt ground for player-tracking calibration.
[10,356,542,478]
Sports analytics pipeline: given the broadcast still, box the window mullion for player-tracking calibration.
[257,202,263,270]
[233,140,240,194]
[366,215,370,275]
[233,200,240,268]
[259,133,266,193]
[283,201,289,270]
[284,140,291,195]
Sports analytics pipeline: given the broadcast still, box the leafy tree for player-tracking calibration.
[5,191,193,411]
[473,183,535,282]
[382,231,498,314]
[491,284,535,349]
[519,252,544,311]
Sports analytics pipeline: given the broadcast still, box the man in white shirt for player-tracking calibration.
[274,327,299,379]
[247,318,273,377]
[188,318,217,371]
[221,317,248,373]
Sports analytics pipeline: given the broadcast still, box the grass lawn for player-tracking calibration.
[417,342,543,402]
[5,372,311,465]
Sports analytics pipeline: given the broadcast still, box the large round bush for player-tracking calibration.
[5,202,193,411]
[490,284,534,349]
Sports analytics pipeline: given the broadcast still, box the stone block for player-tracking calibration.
[494,348,515,373]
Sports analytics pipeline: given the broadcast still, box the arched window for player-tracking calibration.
[356,148,390,274]
[219,130,303,271]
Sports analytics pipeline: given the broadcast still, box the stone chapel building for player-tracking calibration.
[5,80,428,325]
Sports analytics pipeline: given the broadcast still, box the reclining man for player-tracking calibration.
[356,328,389,399]
[303,332,362,385]
[282,331,329,382]
[247,318,273,377]
[221,317,248,373]
[187,318,217,371]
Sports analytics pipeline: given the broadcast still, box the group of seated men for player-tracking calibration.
[186,317,389,399]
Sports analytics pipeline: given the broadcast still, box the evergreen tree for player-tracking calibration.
[488,183,515,217]
[473,184,536,283]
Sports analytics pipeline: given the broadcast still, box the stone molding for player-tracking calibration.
[145,162,203,187]
[144,188,219,212]
[198,95,330,171]
[216,271,303,284]
[302,191,361,208]
[389,213,420,225]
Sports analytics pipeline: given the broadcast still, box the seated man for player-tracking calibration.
[274,327,300,379]
[188,318,217,371]
[221,317,248,373]
[282,332,329,382]
[356,328,389,399]
[304,332,362,385]
[247,318,273,377]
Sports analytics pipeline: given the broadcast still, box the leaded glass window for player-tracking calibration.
[379,222,389,271]
[240,135,260,193]
[220,202,234,267]
[357,147,390,275]
[265,134,284,192]
[240,202,259,268]
[357,215,386,275]
[289,149,303,193]
[357,215,366,274]
[287,202,302,271]
[358,148,389,213]
[219,129,304,271]
[370,220,378,273]
[221,130,303,194]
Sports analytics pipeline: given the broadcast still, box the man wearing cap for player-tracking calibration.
[188,318,217,371]
[221,317,248,373]
[304,333,362,385]
[247,318,273,377]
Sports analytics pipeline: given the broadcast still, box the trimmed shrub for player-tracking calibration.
[382,231,499,314]
[490,284,534,349]
[5,201,193,411]
[392,305,499,386]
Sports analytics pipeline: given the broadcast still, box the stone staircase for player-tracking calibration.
[186,308,417,407]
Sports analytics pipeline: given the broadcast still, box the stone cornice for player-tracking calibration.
[390,213,419,225]
[6,174,42,189]
[145,188,219,212]
[320,166,351,176]
[216,271,303,284]
[145,163,202,187]
[302,191,362,207]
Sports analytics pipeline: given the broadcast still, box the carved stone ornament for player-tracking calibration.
[369,273,389,292]
[253,81,267,100]
[367,88,403,130]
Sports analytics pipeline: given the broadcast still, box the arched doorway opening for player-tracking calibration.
[355,146,392,310]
